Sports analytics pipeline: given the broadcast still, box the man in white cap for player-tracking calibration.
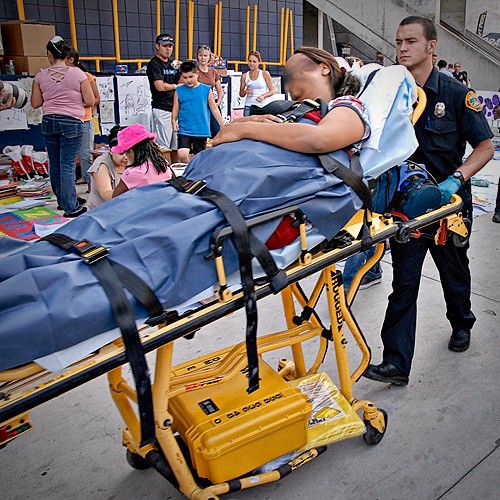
[146,33,181,162]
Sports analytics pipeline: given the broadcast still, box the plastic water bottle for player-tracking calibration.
[6,60,15,75]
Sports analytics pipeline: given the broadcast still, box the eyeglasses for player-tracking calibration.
[198,45,211,51]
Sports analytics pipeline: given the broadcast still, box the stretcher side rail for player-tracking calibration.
[0,196,464,431]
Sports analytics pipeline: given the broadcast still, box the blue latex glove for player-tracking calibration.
[438,175,461,205]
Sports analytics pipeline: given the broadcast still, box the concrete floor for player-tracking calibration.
[1,160,499,500]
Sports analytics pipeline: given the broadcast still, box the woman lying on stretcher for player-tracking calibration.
[214,47,369,161]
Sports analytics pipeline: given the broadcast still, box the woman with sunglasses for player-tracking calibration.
[239,50,275,116]
[196,45,225,137]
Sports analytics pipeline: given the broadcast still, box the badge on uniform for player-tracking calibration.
[434,102,446,118]
[465,91,483,112]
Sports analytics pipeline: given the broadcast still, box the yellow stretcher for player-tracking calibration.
[0,195,468,499]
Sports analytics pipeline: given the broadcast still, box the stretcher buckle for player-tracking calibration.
[70,240,109,264]
[170,177,207,195]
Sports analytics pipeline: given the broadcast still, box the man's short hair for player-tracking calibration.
[180,60,197,74]
[400,16,437,42]
[437,59,447,69]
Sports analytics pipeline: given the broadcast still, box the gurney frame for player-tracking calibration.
[0,196,468,499]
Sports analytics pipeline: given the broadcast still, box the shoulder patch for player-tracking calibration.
[465,91,483,112]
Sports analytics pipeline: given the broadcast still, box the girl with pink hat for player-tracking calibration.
[111,123,173,197]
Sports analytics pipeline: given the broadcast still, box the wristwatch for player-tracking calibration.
[452,170,465,186]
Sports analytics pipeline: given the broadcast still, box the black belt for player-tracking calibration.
[41,233,166,446]
[169,176,287,393]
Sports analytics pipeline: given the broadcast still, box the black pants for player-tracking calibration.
[380,185,475,374]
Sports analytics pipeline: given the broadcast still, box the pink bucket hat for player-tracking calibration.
[110,124,156,153]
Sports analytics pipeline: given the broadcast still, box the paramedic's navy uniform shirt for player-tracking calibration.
[411,68,493,183]
[146,56,179,112]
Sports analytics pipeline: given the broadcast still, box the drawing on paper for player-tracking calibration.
[117,75,152,126]
[96,76,115,101]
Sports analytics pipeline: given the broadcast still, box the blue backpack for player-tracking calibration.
[372,161,442,217]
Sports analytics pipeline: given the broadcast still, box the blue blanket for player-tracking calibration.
[0,139,361,370]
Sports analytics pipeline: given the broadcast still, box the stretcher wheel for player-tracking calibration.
[452,217,471,248]
[126,449,152,470]
[363,409,388,445]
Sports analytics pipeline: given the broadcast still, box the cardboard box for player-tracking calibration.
[1,21,55,57]
[3,56,50,75]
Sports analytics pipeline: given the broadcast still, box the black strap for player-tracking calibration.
[41,234,159,446]
[357,69,380,97]
[250,98,324,123]
[319,154,372,208]
[169,177,290,393]
[197,187,260,393]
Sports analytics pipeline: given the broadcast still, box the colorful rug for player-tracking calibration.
[0,206,68,241]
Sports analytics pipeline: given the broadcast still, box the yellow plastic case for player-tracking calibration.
[169,358,311,483]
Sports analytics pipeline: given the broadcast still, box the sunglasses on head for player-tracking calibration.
[198,45,211,51]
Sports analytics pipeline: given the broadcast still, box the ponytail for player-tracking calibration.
[335,72,361,97]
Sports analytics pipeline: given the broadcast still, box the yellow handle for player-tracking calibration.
[412,86,427,125]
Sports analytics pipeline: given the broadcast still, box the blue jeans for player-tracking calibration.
[42,114,82,214]
[79,120,93,183]
[343,247,382,291]
[243,105,251,117]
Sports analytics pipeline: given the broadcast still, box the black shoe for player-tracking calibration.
[58,198,86,211]
[363,362,409,386]
[448,329,470,352]
[63,206,87,218]
[492,212,500,223]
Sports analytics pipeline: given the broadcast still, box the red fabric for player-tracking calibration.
[265,215,300,250]
[304,110,322,123]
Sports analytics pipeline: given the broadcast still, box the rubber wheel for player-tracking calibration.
[126,449,152,470]
[363,409,388,445]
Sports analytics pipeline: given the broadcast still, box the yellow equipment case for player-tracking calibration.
[169,356,311,483]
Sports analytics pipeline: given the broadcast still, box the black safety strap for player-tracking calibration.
[169,177,286,292]
[170,176,289,393]
[250,98,321,122]
[319,153,372,208]
[41,233,162,446]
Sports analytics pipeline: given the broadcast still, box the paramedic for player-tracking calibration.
[363,16,494,386]
[146,33,180,162]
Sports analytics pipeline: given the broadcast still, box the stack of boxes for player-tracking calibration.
[1,21,55,75]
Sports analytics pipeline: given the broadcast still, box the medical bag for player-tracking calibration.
[372,161,442,217]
